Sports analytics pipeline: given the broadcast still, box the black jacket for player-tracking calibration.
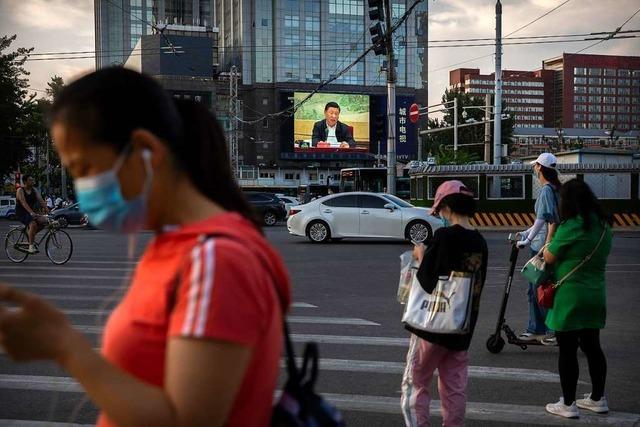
[311,120,356,148]
[406,225,489,351]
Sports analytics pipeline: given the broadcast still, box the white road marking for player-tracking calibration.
[291,334,409,346]
[0,266,133,272]
[0,274,126,280]
[0,421,93,427]
[4,376,626,426]
[287,316,379,326]
[18,283,121,291]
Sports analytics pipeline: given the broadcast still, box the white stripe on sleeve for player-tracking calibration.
[194,239,216,337]
[181,244,203,335]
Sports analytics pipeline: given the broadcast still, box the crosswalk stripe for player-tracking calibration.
[0,260,137,265]
[0,266,133,272]
[319,393,640,426]
[1,376,635,426]
[288,316,379,326]
[291,334,408,346]
[0,274,126,280]
[287,359,581,383]
[0,421,93,427]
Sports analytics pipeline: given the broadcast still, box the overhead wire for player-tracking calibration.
[575,6,640,54]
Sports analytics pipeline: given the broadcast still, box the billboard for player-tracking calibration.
[293,92,370,153]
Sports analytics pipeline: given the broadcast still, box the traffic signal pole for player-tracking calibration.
[384,0,396,195]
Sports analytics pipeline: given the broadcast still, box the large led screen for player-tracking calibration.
[293,92,370,153]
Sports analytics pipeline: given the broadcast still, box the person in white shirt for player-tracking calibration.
[311,102,356,148]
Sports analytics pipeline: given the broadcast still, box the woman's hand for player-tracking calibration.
[0,284,79,363]
[413,243,426,264]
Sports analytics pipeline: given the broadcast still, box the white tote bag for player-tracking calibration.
[402,271,475,334]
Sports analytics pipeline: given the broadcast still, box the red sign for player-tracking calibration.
[409,103,419,123]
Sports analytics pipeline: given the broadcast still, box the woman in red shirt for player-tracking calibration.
[0,68,291,427]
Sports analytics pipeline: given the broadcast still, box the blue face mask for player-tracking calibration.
[74,148,152,234]
[441,216,450,228]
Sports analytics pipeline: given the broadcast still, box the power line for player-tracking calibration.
[24,34,638,62]
[575,6,640,54]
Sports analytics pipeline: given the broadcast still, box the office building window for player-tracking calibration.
[588,96,601,103]
[574,77,587,84]
[588,68,602,75]
[588,86,602,94]
[574,95,587,103]
[618,69,630,77]
[575,86,587,94]
[588,77,601,85]
[574,67,587,75]
[604,78,616,85]
[603,87,616,95]
[618,79,631,86]
[604,69,616,76]
[588,104,601,112]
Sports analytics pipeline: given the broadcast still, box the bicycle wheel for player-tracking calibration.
[5,228,29,263]
[45,229,73,265]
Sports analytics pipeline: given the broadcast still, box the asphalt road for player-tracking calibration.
[0,221,639,426]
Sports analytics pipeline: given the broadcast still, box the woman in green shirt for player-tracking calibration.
[542,179,613,419]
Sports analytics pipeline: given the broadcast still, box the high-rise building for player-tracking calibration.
[542,53,640,131]
[214,0,428,168]
[449,68,554,128]
[94,0,216,69]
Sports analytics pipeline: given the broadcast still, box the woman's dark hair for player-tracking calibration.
[439,193,477,217]
[559,179,612,230]
[538,164,562,190]
[50,67,260,229]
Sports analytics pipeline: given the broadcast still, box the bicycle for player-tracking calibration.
[4,215,74,265]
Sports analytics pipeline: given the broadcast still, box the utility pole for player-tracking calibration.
[229,65,239,178]
[45,136,50,193]
[453,96,459,153]
[384,0,396,195]
[493,0,503,165]
[484,94,492,163]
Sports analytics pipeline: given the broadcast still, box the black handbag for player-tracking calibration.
[271,323,345,427]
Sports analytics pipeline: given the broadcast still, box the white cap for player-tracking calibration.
[530,152,557,169]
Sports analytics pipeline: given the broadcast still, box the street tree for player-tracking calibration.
[0,34,33,182]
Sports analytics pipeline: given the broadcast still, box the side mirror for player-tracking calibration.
[383,203,396,211]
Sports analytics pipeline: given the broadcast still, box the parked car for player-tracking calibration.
[0,196,16,220]
[276,194,300,218]
[287,192,442,243]
[244,192,288,226]
[51,203,88,228]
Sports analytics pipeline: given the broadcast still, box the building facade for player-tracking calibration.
[215,0,429,169]
[542,53,640,131]
[449,68,554,128]
[95,0,216,69]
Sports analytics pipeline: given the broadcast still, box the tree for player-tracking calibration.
[425,88,516,164]
[46,75,64,101]
[0,35,33,182]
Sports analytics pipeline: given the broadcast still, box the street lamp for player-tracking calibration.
[604,126,617,147]
[555,127,565,151]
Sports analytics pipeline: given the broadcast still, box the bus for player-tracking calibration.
[339,167,410,199]
[298,184,340,204]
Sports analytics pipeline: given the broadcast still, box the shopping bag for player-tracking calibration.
[521,252,549,285]
[402,271,474,334]
[397,250,418,304]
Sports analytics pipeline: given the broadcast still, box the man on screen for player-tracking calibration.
[312,102,356,148]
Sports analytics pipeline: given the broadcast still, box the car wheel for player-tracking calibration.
[306,220,330,243]
[405,220,432,243]
[263,211,278,226]
[57,216,69,228]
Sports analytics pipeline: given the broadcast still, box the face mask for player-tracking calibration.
[441,216,450,228]
[74,148,152,234]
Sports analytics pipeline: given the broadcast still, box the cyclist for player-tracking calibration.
[15,174,49,253]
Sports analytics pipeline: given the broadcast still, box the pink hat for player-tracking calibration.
[431,180,474,215]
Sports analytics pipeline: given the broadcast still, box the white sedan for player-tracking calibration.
[287,192,442,243]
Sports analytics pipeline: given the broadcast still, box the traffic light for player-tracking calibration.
[368,0,387,56]
[368,0,384,21]
[370,22,387,56]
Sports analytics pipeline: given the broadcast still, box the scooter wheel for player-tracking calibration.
[486,335,505,354]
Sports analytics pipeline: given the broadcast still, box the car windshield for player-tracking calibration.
[380,194,414,208]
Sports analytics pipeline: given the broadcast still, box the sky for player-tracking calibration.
[0,0,638,107]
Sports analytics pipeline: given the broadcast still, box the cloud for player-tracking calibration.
[5,0,93,36]
[425,0,640,107]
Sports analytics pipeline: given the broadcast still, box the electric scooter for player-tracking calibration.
[486,234,552,353]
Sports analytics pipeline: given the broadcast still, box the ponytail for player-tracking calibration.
[172,99,262,230]
[539,165,562,191]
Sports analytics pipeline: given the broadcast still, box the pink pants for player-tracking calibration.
[401,335,469,427]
